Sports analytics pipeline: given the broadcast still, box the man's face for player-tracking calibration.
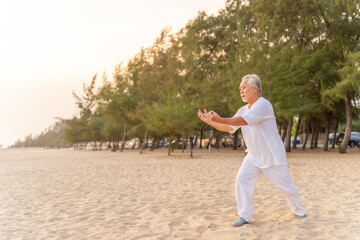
[239,78,257,103]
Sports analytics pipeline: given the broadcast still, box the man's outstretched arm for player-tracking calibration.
[208,111,248,126]
[198,109,234,133]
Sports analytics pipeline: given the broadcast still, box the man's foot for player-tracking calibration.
[296,214,308,219]
[232,217,248,227]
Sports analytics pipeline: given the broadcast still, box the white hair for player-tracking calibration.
[242,74,262,95]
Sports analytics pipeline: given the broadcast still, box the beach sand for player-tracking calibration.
[0,147,359,240]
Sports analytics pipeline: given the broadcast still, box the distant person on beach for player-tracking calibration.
[197,74,307,227]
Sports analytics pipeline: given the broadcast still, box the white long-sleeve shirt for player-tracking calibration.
[230,97,287,168]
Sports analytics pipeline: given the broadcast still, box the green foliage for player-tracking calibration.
[341,120,360,132]
[170,142,183,150]
[323,51,360,102]
[51,0,360,153]
[64,117,85,143]
[96,70,130,141]
[11,120,70,148]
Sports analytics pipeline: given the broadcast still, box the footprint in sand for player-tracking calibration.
[196,225,207,234]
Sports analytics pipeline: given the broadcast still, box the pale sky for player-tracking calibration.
[0,0,225,148]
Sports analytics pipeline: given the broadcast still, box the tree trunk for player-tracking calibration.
[278,123,282,135]
[182,134,185,153]
[310,121,316,149]
[149,137,155,151]
[111,141,117,152]
[140,128,149,154]
[323,117,330,151]
[151,137,155,148]
[206,141,210,149]
[120,121,127,152]
[302,122,311,150]
[139,139,143,149]
[293,117,302,149]
[233,131,238,150]
[314,122,321,148]
[340,94,352,153]
[215,135,221,149]
[193,135,198,149]
[281,122,288,142]
[285,119,293,152]
[188,133,193,158]
[155,137,160,149]
[199,129,203,149]
[131,139,136,151]
[331,120,338,149]
[168,134,172,156]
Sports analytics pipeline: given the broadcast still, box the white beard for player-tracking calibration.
[241,96,248,103]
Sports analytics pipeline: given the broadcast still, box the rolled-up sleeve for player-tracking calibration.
[229,125,240,134]
[228,109,242,133]
[242,100,275,126]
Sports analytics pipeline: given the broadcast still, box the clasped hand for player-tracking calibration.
[197,109,220,123]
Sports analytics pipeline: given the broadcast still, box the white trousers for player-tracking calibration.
[235,158,306,222]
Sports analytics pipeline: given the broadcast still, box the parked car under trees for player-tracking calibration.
[335,132,360,148]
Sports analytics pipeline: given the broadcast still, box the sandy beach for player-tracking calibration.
[0,147,359,240]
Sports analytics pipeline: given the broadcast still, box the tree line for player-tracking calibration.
[11,0,360,154]
[10,120,69,149]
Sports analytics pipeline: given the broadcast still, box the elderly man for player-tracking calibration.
[198,74,306,227]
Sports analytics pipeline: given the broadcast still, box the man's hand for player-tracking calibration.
[198,108,233,132]
[208,110,221,122]
[198,109,210,124]
[198,109,222,124]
